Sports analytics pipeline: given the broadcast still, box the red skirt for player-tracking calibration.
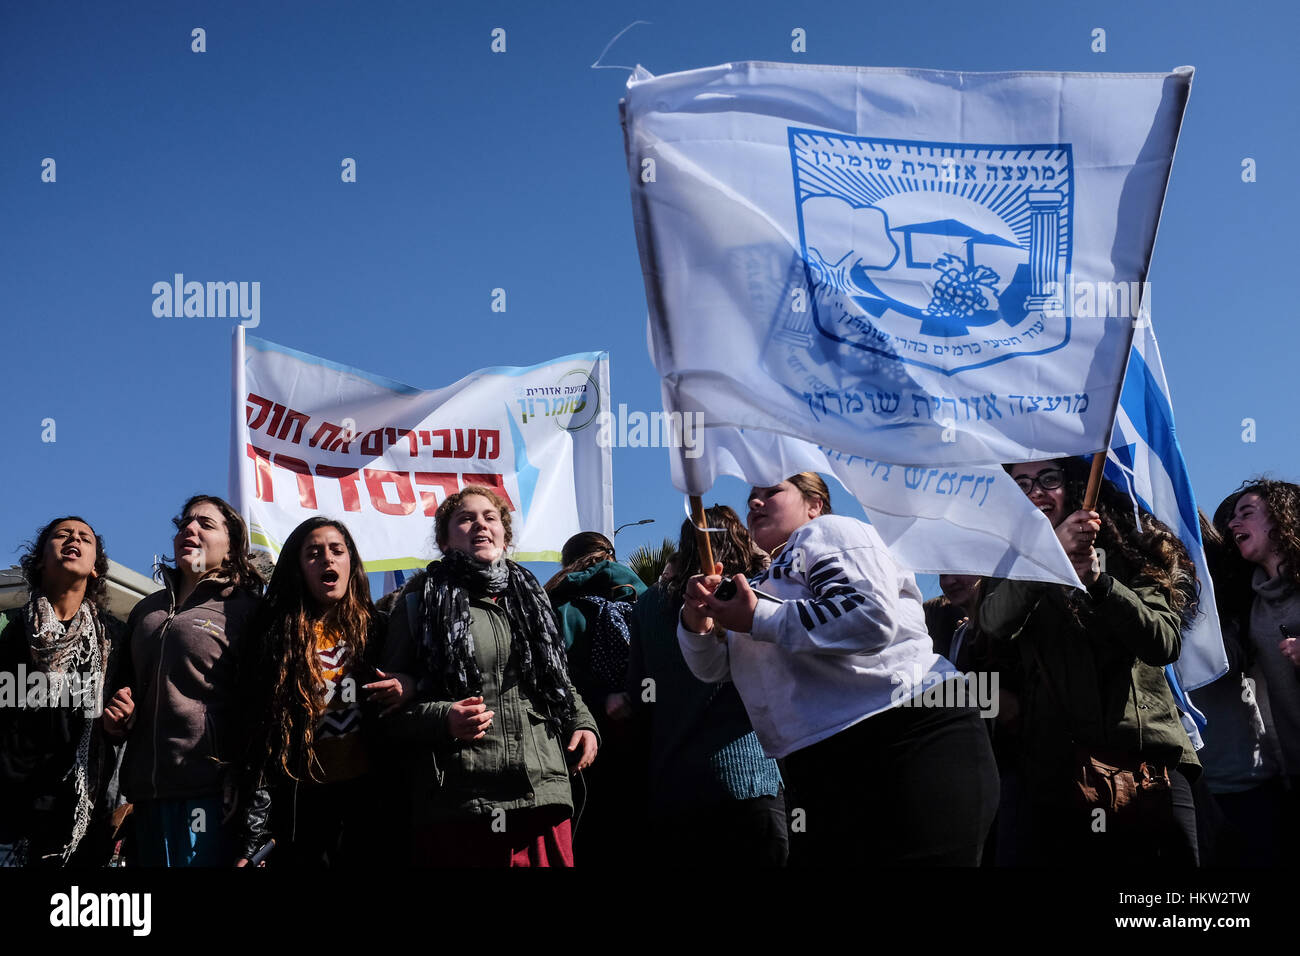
[413,807,574,867]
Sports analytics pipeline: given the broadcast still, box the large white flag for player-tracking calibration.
[623,62,1192,482]
[230,332,613,568]
[690,423,1083,586]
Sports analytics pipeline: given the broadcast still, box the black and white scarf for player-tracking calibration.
[417,550,576,736]
[24,595,105,864]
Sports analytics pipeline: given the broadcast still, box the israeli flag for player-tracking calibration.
[1106,317,1228,744]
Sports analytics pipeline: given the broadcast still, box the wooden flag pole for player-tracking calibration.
[689,495,716,574]
[1082,450,1107,512]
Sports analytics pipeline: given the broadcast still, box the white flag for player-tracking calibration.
[623,61,1192,479]
[691,423,1083,586]
[230,331,613,568]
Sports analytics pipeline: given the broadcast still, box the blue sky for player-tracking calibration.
[1,0,1296,598]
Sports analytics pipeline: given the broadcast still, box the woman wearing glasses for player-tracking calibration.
[979,458,1201,865]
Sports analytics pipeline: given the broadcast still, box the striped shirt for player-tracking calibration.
[678,515,956,758]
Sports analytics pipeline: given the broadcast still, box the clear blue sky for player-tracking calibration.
[2,0,1296,598]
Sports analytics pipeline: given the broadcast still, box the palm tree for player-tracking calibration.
[626,537,677,588]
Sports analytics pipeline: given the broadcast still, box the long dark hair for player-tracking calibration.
[252,517,375,782]
[544,531,616,594]
[160,494,264,594]
[1015,458,1199,626]
[19,515,111,614]
[664,505,769,599]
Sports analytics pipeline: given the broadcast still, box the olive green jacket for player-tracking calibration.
[978,568,1199,795]
[379,577,598,821]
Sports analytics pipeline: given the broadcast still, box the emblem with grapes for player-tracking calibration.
[924,253,1001,318]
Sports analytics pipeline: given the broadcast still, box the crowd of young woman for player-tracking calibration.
[1,464,1298,868]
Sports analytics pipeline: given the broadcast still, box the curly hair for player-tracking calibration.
[434,485,514,554]
[19,516,111,614]
[159,494,264,594]
[249,517,375,782]
[1013,458,1200,627]
[664,505,769,598]
[1213,478,1300,596]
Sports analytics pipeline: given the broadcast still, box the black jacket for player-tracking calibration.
[235,614,392,863]
[0,606,125,865]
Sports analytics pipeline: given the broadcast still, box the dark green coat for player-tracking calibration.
[979,566,1199,798]
[380,575,598,821]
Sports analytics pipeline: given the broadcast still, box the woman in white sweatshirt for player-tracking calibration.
[678,472,998,866]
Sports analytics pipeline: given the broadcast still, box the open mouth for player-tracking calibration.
[320,570,340,587]
[61,547,82,559]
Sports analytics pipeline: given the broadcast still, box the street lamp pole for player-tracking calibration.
[614,518,654,538]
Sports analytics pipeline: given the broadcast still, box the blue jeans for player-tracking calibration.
[130,796,232,867]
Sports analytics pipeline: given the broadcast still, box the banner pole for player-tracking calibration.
[230,325,247,515]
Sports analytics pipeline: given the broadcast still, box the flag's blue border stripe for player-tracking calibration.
[246,335,607,394]
[1117,346,1201,543]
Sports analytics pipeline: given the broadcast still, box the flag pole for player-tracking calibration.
[1081,71,1191,513]
[689,495,716,573]
[1082,451,1107,511]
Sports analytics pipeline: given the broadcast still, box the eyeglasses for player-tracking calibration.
[1014,469,1065,494]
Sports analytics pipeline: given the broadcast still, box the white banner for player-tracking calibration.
[230,331,614,568]
[623,61,1192,485]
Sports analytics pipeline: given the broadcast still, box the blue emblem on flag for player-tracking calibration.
[787,129,1074,375]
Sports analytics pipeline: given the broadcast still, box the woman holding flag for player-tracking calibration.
[981,458,1200,865]
[679,472,999,866]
